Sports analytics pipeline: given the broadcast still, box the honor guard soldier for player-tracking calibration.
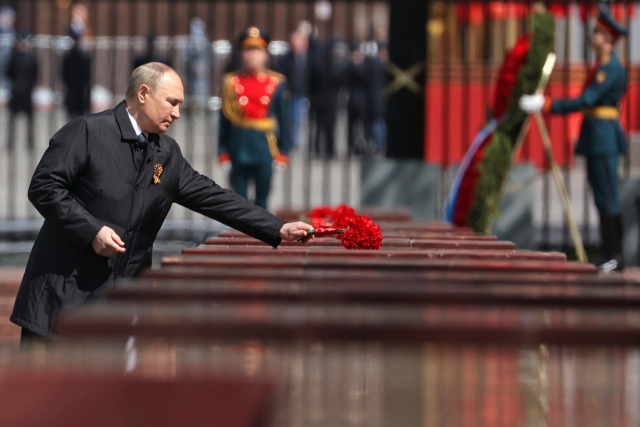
[520,6,628,272]
[218,27,291,210]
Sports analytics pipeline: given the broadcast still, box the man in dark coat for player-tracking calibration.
[278,30,310,148]
[347,41,370,156]
[308,36,347,158]
[12,62,313,343]
[6,33,37,151]
[62,32,91,118]
[368,42,388,154]
[6,34,38,220]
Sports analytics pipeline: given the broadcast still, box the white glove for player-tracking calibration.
[273,160,288,171]
[518,94,545,113]
[272,154,289,171]
[221,160,232,172]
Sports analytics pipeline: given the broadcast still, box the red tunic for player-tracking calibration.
[229,72,282,119]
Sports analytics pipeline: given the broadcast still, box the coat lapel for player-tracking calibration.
[114,101,139,143]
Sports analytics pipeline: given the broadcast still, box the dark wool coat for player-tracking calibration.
[11,101,286,336]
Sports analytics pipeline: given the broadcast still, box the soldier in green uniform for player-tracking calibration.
[218,27,291,210]
[520,6,628,272]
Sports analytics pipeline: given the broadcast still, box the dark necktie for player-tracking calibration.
[134,133,148,171]
[137,132,148,150]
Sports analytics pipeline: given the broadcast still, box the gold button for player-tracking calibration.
[239,96,249,105]
[260,96,270,105]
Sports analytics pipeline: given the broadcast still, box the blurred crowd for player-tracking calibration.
[271,22,388,157]
[0,4,388,157]
[0,3,94,131]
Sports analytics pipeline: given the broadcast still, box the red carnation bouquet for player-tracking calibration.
[340,215,383,250]
[304,205,383,250]
[331,204,356,229]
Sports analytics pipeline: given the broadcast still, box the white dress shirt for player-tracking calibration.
[126,108,147,140]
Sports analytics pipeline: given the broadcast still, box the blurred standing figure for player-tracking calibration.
[279,30,310,148]
[308,36,347,158]
[0,6,16,98]
[519,6,628,272]
[184,18,210,111]
[66,2,92,39]
[368,42,388,154]
[6,33,38,220]
[62,32,92,118]
[347,42,369,156]
[6,33,38,150]
[133,34,172,70]
[218,27,291,210]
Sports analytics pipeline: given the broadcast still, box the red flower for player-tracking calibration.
[308,205,334,220]
[341,215,383,250]
[331,204,356,230]
[493,34,530,120]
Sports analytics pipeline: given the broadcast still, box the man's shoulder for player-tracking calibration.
[84,107,117,121]
[157,133,181,153]
[265,69,285,79]
[49,109,115,142]
[600,53,624,73]
[265,69,286,83]
[53,108,109,129]
[223,71,239,83]
[65,108,120,136]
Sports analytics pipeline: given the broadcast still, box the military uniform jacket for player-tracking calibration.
[218,70,291,165]
[551,51,627,156]
[11,101,286,336]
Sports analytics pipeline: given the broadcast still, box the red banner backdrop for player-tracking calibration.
[424,65,640,168]
[456,2,636,23]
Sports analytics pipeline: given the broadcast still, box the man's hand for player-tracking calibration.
[519,94,546,113]
[279,221,314,243]
[91,226,126,257]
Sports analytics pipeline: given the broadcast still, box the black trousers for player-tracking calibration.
[20,327,48,351]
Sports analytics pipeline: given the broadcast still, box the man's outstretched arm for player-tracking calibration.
[175,151,312,246]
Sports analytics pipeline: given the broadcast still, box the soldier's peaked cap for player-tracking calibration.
[239,27,270,50]
[596,4,628,41]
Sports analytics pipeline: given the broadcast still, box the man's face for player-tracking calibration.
[290,32,308,54]
[139,72,184,133]
[0,12,14,29]
[242,47,269,73]
[591,28,609,51]
[71,4,88,22]
[350,49,364,64]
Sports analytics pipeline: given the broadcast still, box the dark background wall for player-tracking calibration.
[386,0,426,159]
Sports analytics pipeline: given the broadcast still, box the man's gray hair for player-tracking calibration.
[126,62,175,99]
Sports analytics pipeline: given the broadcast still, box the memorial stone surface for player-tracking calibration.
[5,214,640,426]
